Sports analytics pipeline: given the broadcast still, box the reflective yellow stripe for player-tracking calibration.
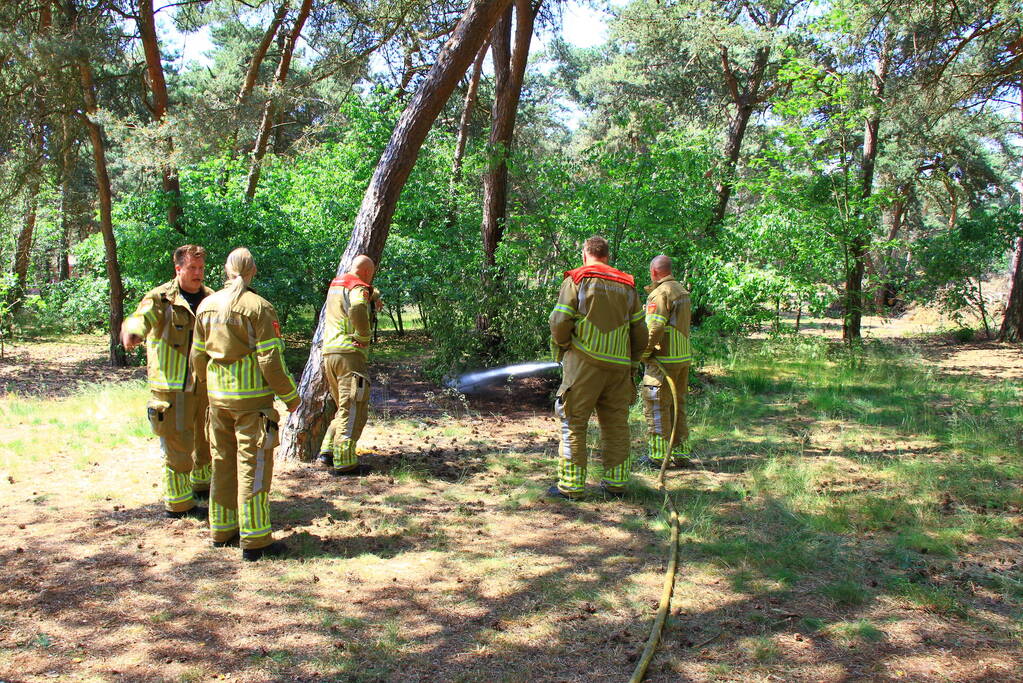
[572,319,631,365]
[241,491,271,537]
[206,352,274,399]
[148,339,188,391]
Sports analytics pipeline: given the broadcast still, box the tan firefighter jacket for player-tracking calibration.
[323,273,372,358]
[191,288,299,411]
[549,262,647,370]
[643,276,692,365]
[123,279,214,393]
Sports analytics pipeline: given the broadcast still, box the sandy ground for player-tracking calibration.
[1,326,1021,682]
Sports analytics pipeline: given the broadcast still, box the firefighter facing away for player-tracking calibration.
[191,248,300,561]
[635,255,693,470]
[548,236,647,498]
[317,254,383,475]
[122,244,213,518]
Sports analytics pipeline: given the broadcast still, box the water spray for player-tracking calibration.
[447,361,561,393]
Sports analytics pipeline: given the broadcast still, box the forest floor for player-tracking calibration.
[1,318,1022,682]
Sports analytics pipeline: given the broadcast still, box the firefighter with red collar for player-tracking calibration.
[317,255,383,475]
[122,244,213,518]
[548,236,647,498]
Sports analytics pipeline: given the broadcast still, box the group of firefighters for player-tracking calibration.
[122,235,691,560]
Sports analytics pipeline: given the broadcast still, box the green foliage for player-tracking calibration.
[913,205,1021,334]
[29,235,112,333]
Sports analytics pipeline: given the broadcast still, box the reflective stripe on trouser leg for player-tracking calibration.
[671,438,691,458]
[555,392,586,494]
[152,391,197,512]
[236,409,277,550]
[209,499,238,535]
[240,487,271,543]
[163,459,194,508]
[648,434,670,463]
[333,439,357,470]
[595,368,634,488]
[208,406,240,543]
[190,463,212,488]
[322,422,336,455]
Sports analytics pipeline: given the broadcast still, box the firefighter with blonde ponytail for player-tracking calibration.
[191,247,300,561]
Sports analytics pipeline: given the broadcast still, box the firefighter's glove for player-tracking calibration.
[550,339,567,363]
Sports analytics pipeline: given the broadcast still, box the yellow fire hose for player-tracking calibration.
[628,358,682,683]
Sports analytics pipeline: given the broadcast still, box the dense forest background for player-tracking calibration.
[1,0,1021,374]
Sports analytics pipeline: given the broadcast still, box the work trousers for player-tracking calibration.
[554,349,635,495]
[323,352,370,471]
[207,406,278,550]
[642,362,690,462]
[147,389,212,512]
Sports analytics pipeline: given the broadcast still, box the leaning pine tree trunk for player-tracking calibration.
[278,0,515,461]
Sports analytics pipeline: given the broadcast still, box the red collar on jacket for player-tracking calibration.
[330,273,371,290]
[564,262,635,287]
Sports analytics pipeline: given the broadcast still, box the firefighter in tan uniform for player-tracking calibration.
[636,255,693,469]
[122,244,213,518]
[316,255,382,475]
[548,236,647,499]
[191,248,300,561]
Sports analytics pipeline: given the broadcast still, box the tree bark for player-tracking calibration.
[73,15,127,365]
[873,186,908,311]
[843,43,889,341]
[138,0,184,233]
[480,0,537,268]
[239,1,290,105]
[710,44,770,230]
[57,116,77,281]
[10,117,45,315]
[998,82,1023,341]
[451,40,488,190]
[712,101,754,227]
[244,0,313,201]
[9,5,51,313]
[278,0,515,461]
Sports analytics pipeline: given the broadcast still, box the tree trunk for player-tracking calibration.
[57,117,77,281]
[244,0,313,201]
[76,47,127,366]
[10,119,44,314]
[844,44,889,342]
[278,0,515,461]
[711,103,754,227]
[710,43,770,231]
[873,187,908,311]
[9,5,51,313]
[138,0,184,233]
[239,1,290,105]
[480,0,537,268]
[999,83,1023,341]
[451,41,488,191]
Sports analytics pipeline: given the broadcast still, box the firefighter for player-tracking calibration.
[191,248,300,561]
[548,236,647,499]
[316,255,382,475]
[121,244,213,519]
[636,255,693,470]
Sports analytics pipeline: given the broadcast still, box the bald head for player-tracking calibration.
[651,255,672,274]
[350,255,376,283]
[650,255,672,283]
